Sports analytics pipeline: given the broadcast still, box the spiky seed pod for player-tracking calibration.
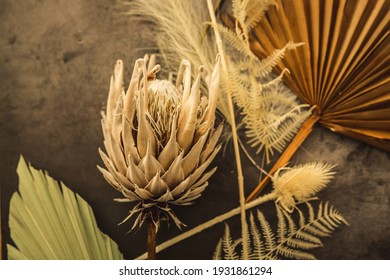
[272,162,336,212]
[98,55,222,230]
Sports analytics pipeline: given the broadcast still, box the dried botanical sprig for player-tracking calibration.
[272,162,336,212]
[98,55,222,231]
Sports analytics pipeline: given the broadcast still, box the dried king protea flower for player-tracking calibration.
[98,55,222,230]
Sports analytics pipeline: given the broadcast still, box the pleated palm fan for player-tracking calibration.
[244,0,390,201]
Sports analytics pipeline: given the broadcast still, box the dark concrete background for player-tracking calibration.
[1,0,389,260]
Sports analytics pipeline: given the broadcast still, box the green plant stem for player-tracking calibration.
[206,0,249,260]
[135,193,277,260]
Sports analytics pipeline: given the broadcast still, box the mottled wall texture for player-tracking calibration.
[1,0,389,259]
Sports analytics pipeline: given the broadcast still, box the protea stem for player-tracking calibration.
[245,111,320,202]
[147,210,157,260]
[147,220,156,260]
[206,0,249,259]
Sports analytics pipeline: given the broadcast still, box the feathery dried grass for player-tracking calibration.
[272,162,336,211]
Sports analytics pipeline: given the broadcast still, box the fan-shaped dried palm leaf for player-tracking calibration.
[7,156,123,260]
[245,0,390,201]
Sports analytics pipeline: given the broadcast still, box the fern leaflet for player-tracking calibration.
[213,202,348,260]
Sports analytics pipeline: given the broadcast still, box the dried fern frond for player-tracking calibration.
[272,162,336,212]
[213,202,348,260]
[242,0,276,29]
[217,2,311,162]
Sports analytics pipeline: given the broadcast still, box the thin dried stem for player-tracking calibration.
[238,137,267,175]
[206,0,249,259]
[147,219,157,260]
[203,0,225,34]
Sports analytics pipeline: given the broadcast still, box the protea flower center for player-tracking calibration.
[98,55,222,230]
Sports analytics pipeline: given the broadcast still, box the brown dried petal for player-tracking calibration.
[123,60,142,124]
[189,181,208,197]
[107,132,127,175]
[99,148,133,189]
[122,118,141,164]
[101,117,114,160]
[181,131,209,177]
[126,155,148,188]
[171,187,193,204]
[203,55,221,127]
[121,187,140,201]
[157,115,180,170]
[170,176,191,197]
[138,141,164,181]
[156,189,174,203]
[188,145,221,186]
[145,172,169,197]
[133,184,154,200]
[106,75,116,127]
[177,72,201,152]
[178,182,209,204]
[112,95,123,144]
[161,151,185,189]
[97,165,121,191]
[200,124,223,163]
[136,85,157,158]
[175,60,191,103]
[114,59,124,95]
[190,167,217,189]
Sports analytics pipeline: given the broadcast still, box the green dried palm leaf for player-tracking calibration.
[7,156,124,260]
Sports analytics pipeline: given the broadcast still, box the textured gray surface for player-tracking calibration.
[1,0,389,260]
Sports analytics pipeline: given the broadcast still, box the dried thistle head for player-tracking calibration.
[98,55,222,230]
[272,162,336,212]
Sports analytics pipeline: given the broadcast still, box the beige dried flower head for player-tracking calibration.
[98,55,222,230]
[272,162,336,212]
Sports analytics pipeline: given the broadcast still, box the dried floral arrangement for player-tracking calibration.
[7,0,388,260]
